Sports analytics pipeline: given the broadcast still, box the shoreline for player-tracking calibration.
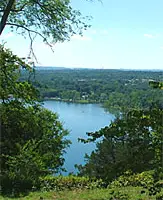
[43,97,103,104]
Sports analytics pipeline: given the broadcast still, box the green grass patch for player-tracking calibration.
[1,186,163,200]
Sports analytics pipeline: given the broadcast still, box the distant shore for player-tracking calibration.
[43,97,102,104]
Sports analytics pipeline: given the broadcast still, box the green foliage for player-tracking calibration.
[0,0,90,43]
[0,44,38,103]
[109,170,155,188]
[21,68,163,110]
[110,171,163,198]
[0,46,70,196]
[0,185,163,199]
[149,81,163,90]
[108,190,129,200]
[78,107,163,183]
[156,193,163,200]
[1,100,70,195]
[40,175,104,191]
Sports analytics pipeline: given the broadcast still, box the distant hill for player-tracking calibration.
[35,66,163,72]
[35,66,67,70]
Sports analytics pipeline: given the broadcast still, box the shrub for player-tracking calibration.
[109,170,155,188]
[156,193,163,200]
[108,190,129,200]
[40,175,104,191]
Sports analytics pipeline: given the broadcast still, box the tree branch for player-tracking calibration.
[0,1,28,13]
[6,22,53,47]
[28,31,38,63]
[6,22,54,61]
[0,0,15,35]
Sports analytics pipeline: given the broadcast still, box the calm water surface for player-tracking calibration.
[43,100,114,175]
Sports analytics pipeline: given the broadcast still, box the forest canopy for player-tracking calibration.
[21,68,163,112]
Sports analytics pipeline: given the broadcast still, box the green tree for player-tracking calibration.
[0,0,92,196]
[0,44,38,103]
[78,107,163,183]
[0,45,70,195]
[149,81,163,90]
[0,0,90,44]
[1,101,70,195]
[0,0,92,195]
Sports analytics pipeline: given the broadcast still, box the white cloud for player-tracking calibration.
[71,35,92,41]
[160,46,163,49]
[144,33,155,38]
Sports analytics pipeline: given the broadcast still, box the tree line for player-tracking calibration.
[21,68,163,110]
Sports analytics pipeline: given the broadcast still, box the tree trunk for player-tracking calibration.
[0,0,15,35]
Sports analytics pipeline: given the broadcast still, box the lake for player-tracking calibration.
[43,100,114,175]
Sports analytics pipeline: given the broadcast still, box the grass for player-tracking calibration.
[1,186,163,200]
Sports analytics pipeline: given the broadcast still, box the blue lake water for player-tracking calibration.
[43,100,114,175]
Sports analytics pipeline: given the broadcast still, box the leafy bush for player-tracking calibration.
[109,170,163,197]
[40,175,104,191]
[109,170,155,188]
[108,190,129,200]
[156,193,163,200]
[147,180,163,196]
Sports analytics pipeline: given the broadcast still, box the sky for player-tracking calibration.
[1,0,163,70]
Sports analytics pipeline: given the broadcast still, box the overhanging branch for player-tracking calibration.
[6,22,54,61]
[6,22,54,47]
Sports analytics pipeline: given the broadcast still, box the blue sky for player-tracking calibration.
[1,0,163,69]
